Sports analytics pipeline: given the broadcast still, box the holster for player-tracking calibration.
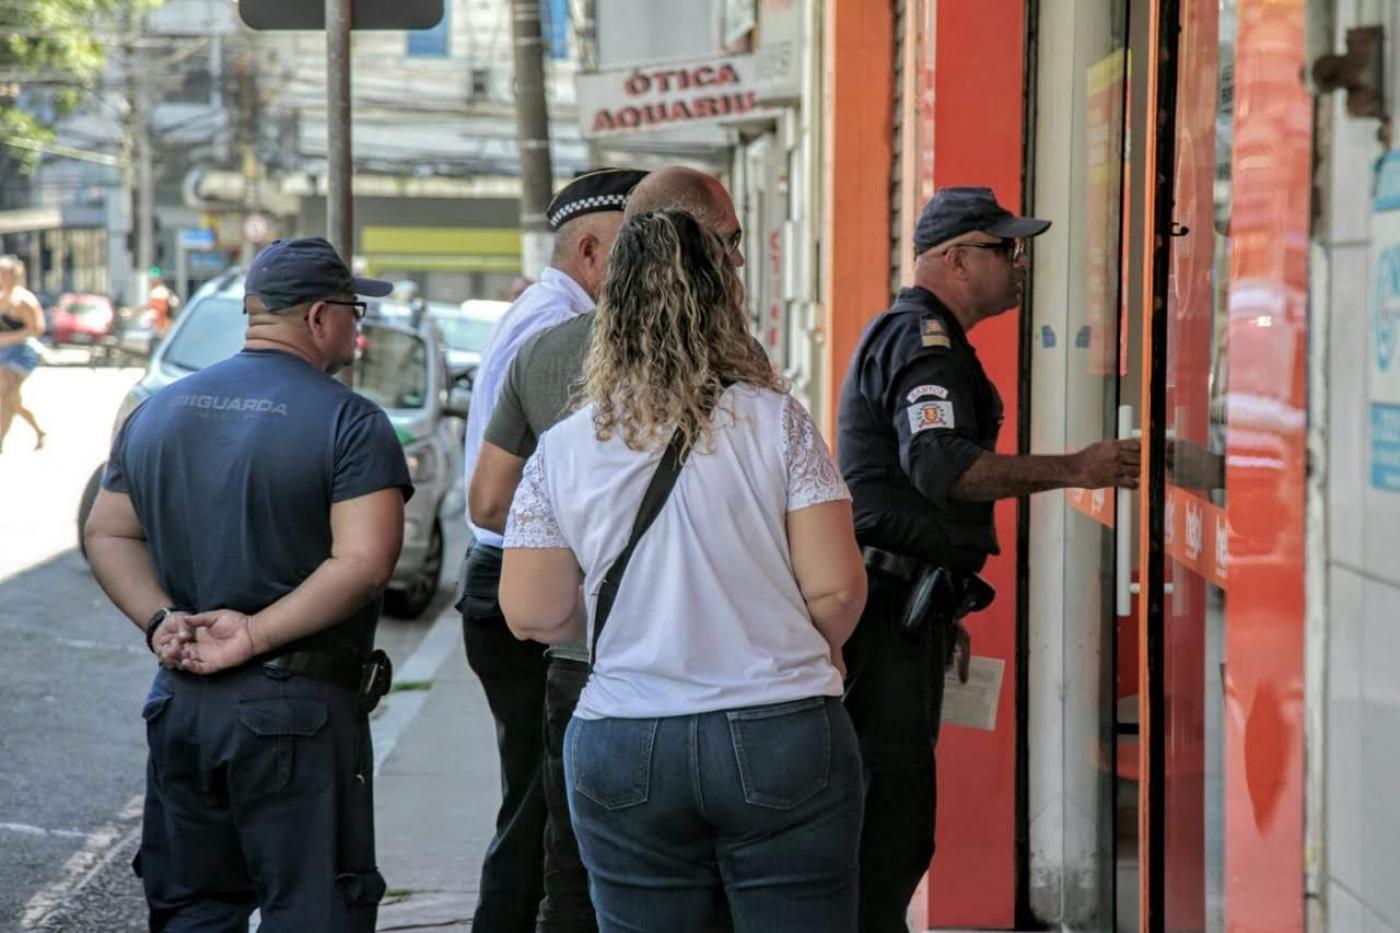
[358,649,393,714]
[899,566,996,635]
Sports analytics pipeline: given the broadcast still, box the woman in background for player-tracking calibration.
[0,255,48,451]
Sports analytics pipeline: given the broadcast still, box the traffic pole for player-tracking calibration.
[326,0,353,262]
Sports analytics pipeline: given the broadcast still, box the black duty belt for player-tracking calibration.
[262,650,365,692]
[861,545,927,584]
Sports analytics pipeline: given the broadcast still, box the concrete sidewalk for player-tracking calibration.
[372,608,498,931]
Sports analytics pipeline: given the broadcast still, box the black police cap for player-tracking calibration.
[546,168,649,232]
[245,237,392,312]
[913,186,1051,255]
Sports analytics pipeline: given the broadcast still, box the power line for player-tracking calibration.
[1,136,123,167]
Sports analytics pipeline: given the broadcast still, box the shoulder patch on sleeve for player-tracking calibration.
[906,384,949,403]
[920,314,951,348]
[908,400,956,434]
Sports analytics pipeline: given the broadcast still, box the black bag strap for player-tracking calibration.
[591,426,687,663]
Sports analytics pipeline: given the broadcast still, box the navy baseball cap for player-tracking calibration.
[244,237,393,311]
[913,187,1051,255]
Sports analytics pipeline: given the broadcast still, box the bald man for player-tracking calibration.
[468,166,745,932]
[457,168,648,933]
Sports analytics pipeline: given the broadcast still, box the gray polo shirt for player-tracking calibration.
[485,310,595,661]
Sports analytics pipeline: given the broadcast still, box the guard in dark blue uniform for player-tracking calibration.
[837,188,1140,930]
[85,238,413,932]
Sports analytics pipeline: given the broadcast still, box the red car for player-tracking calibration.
[48,292,115,345]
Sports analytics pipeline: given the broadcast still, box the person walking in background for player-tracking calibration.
[0,255,48,452]
[467,165,746,933]
[147,277,181,339]
[84,238,412,931]
[457,167,648,933]
[500,210,867,932]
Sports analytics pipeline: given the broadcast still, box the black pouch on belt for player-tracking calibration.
[900,565,959,634]
[358,649,393,714]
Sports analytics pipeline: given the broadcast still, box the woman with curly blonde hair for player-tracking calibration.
[500,209,868,931]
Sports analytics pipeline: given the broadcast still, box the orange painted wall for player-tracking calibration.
[920,1,1024,928]
[819,0,892,437]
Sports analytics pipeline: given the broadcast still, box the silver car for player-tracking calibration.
[77,272,463,618]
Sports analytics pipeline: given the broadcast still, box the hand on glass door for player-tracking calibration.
[1072,438,1142,489]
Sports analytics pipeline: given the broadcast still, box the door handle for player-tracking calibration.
[1116,405,1134,617]
[1115,406,1173,617]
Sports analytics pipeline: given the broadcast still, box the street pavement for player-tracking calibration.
[1,358,496,931]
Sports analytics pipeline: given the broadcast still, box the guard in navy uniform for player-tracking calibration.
[836,187,1141,930]
[85,238,413,932]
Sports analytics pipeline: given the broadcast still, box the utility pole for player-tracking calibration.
[122,11,154,306]
[510,0,553,278]
[236,46,261,265]
[578,0,602,168]
[135,83,154,299]
[326,0,353,261]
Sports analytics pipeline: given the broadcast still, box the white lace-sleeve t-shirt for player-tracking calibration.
[504,385,851,720]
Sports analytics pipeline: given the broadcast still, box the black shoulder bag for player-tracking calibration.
[590,426,687,664]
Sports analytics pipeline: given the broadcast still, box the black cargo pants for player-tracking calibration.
[458,541,549,932]
[539,656,597,932]
[136,665,383,932]
[842,567,949,933]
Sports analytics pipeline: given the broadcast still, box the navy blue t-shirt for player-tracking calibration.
[104,348,414,660]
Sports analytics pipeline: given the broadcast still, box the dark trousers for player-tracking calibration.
[842,569,949,933]
[459,542,550,933]
[136,665,383,932]
[540,657,598,932]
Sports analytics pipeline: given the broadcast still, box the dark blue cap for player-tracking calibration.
[244,237,393,311]
[913,186,1051,255]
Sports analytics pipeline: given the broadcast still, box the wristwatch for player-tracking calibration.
[145,607,176,653]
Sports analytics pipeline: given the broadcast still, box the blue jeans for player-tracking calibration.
[564,696,863,932]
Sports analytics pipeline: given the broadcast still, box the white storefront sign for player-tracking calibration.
[575,45,797,139]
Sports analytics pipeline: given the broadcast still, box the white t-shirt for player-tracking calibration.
[504,384,851,720]
[461,268,593,546]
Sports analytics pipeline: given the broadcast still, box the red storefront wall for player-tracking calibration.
[917,2,1024,928]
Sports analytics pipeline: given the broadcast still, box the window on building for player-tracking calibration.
[407,6,450,57]
[470,67,490,97]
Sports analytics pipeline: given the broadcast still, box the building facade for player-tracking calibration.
[4,0,590,307]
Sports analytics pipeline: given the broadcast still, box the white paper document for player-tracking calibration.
[940,655,1005,731]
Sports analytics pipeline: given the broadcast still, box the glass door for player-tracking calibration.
[1041,2,1133,929]
[1036,3,1232,928]
[1155,0,1234,929]
[1125,0,1235,929]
